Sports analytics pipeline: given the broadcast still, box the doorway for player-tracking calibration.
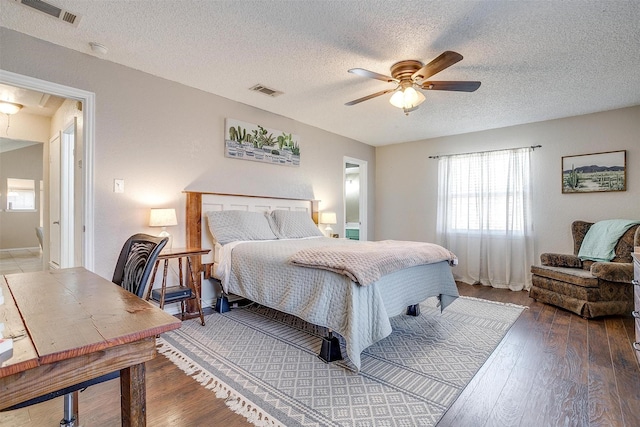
[343,156,367,241]
[0,70,96,270]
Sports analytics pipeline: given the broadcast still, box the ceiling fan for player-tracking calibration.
[345,51,481,115]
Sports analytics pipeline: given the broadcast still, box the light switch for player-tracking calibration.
[114,179,125,193]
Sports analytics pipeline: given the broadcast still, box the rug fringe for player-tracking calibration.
[459,295,529,309]
[156,338,283,427]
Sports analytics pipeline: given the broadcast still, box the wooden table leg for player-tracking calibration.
[159,259,169,309]
[178,257,185,318]
[186,256,205,326]
[120,363,146,427]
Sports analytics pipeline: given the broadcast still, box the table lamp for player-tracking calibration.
[149,208,177,249]
[320,212,337,237]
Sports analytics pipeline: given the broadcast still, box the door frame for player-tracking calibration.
[49,132,61,268]
[343,156,368,241]
[0,70,96,270]
[61,119,76,266]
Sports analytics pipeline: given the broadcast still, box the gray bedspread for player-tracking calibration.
[218,237,459,370]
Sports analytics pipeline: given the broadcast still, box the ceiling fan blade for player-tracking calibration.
[412,51,463,81]
[421,81,481,92]
[348,68,397,83]
[345,88,397,106]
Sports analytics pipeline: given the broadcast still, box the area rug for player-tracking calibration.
[157,296,525,427]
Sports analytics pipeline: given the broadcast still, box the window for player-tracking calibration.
[436,147,534,290]
[440,149,529,233]
[7,178,36,211]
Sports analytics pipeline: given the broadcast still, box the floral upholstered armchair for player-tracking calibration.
[530,220,640,319]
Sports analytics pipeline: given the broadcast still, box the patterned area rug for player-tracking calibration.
[158,296,525,427]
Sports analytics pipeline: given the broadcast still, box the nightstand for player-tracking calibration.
[145,247,210,326]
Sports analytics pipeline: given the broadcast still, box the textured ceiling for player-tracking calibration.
[0,83,65,117]
[1,0,639,146]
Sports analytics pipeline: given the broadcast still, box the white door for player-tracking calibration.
[343,157,368,241]
[49,133,61,268]
[49,120,77,269]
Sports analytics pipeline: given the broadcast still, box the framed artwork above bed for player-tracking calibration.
[225,118,301,167]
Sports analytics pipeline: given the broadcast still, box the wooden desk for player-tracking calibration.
[0,268,181,426]
[146,247,209,326]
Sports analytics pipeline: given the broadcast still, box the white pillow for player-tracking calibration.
[268,210,323,239]
[206,210,277,245]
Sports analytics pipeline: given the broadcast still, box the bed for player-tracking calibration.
[185,191,460,370]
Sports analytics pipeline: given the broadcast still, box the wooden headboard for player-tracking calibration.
[184,191,319,305]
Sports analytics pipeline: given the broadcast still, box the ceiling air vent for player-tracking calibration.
[249,84,283,98]
[12,0,82,27]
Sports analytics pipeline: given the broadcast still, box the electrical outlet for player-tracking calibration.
[114,179,125,193]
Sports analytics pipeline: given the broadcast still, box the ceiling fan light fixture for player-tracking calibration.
[389,86,425,112]
[345,51,477,113]
[0,101,23,115]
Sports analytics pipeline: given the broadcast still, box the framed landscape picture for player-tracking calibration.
[562,150,626,193]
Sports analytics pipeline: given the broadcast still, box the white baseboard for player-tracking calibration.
[0,247,40,252]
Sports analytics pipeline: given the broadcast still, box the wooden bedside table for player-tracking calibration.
[145,247,210,326]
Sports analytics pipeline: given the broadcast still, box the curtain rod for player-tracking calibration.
[428,145,542,159]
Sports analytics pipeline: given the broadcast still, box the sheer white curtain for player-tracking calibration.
[436,147,534,291]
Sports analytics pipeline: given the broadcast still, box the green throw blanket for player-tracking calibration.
[578,219,640,262]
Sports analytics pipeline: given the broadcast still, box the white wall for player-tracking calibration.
[0,112,49,250]
[376,105,640,262]
[0,143,43,249]
[0,28,375,280]
[0,111,50,142]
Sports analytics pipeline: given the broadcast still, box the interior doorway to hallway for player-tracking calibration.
[0,70,96,271]
[343,156,368,241]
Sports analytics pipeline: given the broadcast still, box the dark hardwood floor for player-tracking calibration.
[440,283,640,427]
[3,283,639,426]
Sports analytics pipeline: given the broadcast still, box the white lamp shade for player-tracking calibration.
[389,87,425,109]
[149,208,178,227]
[320,212,337,225]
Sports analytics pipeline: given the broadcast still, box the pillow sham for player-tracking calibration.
[206,210,277,245]
[268,210,324,239]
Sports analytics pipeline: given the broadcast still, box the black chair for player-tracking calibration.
[3,233,167,426]
[112,233,168,298]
